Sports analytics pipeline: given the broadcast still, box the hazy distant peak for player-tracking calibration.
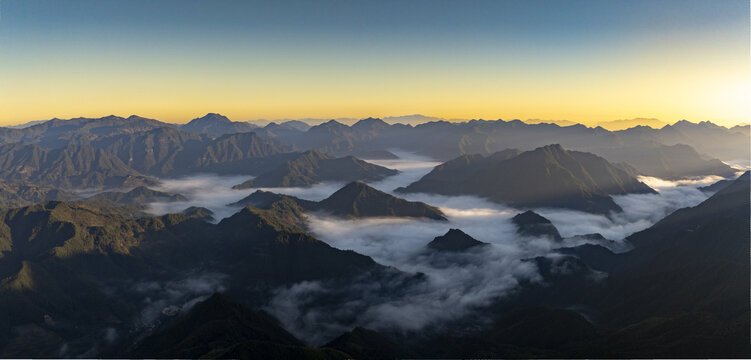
[352,117,389,130]
[278,120,310,131]
[383,114,446,125]
[322,119,346,126]
[190,113,232,124]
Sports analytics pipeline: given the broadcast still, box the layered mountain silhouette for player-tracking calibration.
[233,182,447,221]
[2,115,745,180]
[233,150,398,188]
[0,113,748,358]
[181,113,257,136]
[398,144,655,214]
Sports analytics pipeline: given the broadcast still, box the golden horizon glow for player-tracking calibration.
[1,2,748,128]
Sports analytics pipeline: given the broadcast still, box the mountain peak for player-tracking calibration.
[427,229,488,252]
[318,181,447,220]
[182,113,257,135]
[539,143,566,152]
[338,180,371,193]
[191,113,232,124]
[512,211,563,241]
[353,117,387,126]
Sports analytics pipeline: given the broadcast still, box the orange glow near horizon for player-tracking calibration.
[0,2,748,128]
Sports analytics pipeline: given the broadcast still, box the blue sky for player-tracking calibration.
[0,0,748,125]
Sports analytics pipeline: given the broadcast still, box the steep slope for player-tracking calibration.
[0,200,389,356]
[697,173,743,193]
[130,293,348,359]
[181,113,257,136]
[502,172,751,357]
[399,145,655,214]
[233,150,398,188]
[0,142,154,189]
[593,169,751,354]
[316,182,446,220]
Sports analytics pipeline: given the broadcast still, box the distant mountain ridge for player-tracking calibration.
[2,114,745,180]
[181,113,257,136]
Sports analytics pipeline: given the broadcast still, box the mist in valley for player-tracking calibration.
[135,150,728,343]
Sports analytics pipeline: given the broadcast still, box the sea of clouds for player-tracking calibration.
[139,150,724,344]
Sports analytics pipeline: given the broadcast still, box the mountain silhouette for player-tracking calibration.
[512,211,563,241]
[233,150,397,188]
[317,181,446,220]
[181,113,257,136]
[398,144,655,214]
[427,229,488,252]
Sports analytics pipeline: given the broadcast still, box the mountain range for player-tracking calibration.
[2,114,746,180]
[0,113,747,358]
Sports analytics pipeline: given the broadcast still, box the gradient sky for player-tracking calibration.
[0,0,748,126]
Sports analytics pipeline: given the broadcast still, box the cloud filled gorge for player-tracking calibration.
[265,154,718,343]
[138,151,717,344]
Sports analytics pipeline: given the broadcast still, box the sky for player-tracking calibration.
[0,0,748,126]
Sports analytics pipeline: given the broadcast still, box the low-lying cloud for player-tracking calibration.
[131,272,228,332]
[265,152,722,342]
[135,151,724,344]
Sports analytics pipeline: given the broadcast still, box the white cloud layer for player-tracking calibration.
[137,150,722,344]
